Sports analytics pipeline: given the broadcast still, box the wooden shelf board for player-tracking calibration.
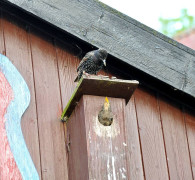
[61,75,139,122]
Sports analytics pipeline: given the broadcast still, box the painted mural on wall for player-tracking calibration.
[0,54,39,180]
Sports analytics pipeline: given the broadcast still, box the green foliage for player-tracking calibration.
[159,9,195,37]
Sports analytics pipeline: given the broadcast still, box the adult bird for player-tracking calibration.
[74,49,107,82]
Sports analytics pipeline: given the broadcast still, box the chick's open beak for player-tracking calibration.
[103,59,106,66]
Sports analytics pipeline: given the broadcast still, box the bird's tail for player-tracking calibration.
[74,71,83,82]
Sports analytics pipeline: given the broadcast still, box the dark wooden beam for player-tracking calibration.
[1,0,195,108]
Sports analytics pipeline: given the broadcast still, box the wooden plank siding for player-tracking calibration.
[134,89,169,180]
[1,12,42,178]
[0,10,195,180]
[29,28,68,180]
[0,11,5,55]
[159,96,193,180]
[124,96,144,180]
[184,109,195,179]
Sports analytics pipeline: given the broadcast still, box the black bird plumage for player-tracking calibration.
[74,49,108,82]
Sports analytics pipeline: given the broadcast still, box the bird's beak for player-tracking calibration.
[103,59,106,66]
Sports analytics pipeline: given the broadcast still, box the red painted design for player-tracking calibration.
[0,71,22,180]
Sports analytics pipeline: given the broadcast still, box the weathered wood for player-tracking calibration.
[67,97,89,180]
[124,96,144,180]
[159,96,193,180]
[2,0,195,100]
[67,95,129,179]
[2,13,41,178]
[61,75,138,121]
[184,109,195,178]
[55,41,80,179]
[29,27,68,180]
[134,88,169,180]
[1,4,195,180]
[55,41,80,107]
[0,11,5,55]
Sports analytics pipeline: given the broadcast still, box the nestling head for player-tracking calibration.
[98,49,108,66]
[98,96,113,126]
[104,97,110,111]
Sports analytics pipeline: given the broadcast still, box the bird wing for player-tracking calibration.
[77,50,96,72]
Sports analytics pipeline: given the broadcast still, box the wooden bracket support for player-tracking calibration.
[62,75,139,180]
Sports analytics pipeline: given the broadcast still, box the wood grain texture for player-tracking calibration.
[134,88,169,180]
[184,109,195,178]
[66,97,89,180]
[55,41,80,108]
[0,11,5,55]
[125,96,144,180]
[159,97,193,180]
[29,28,68,180]
[83,95,129,179]
[2,13,42,178]
[3,0,195,99]
[55,41,79,179]
[67,95,130,179]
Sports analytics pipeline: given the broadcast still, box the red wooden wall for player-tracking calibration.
[0,10,194,180]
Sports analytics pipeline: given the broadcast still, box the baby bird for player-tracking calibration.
[74,49,107,82]
[98,97,113,126]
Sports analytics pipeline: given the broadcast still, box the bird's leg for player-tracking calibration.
[111,76,117,79]
[98,73,109,80]
[83,71,90,78]
[95,72,103,79]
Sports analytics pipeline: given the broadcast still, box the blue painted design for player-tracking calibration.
[0,54,39,180]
